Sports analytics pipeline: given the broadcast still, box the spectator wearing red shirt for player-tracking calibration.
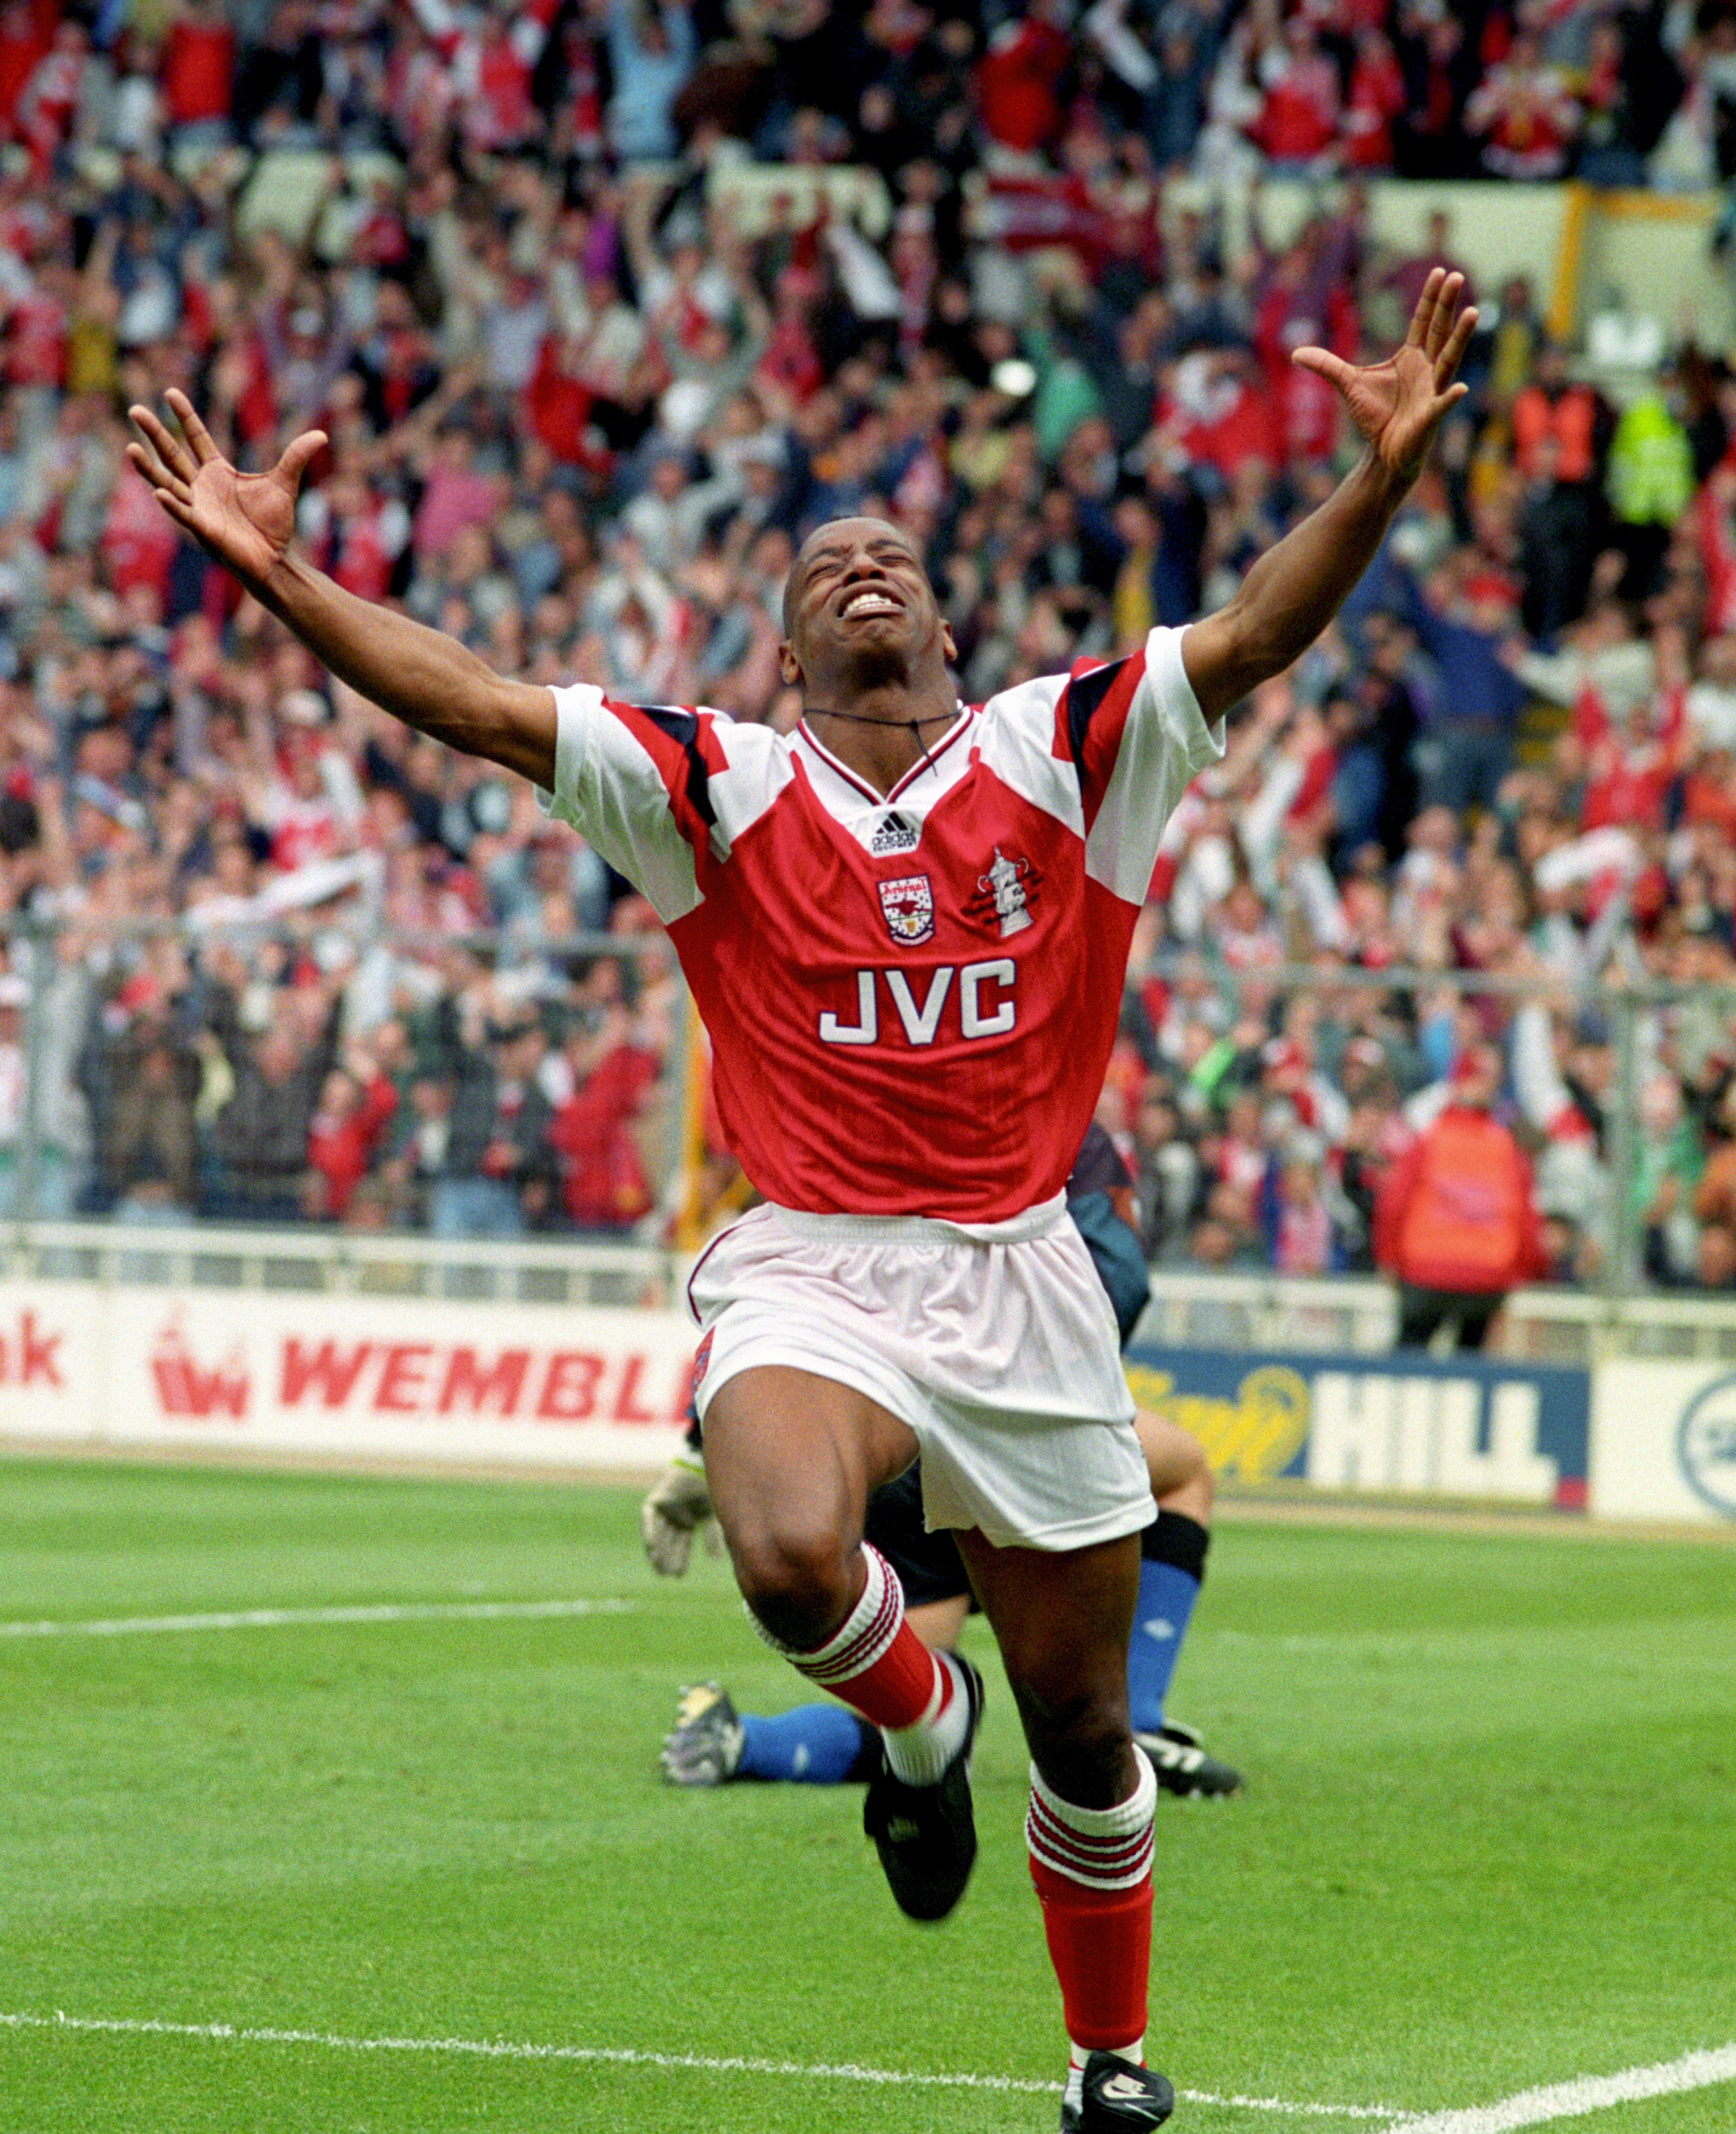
[1343,30,1406,171]
[754,270,826,406]
[548,1006,662,1233]
[3,259,68,391]
[1465,32,1581,180]
[15,17,86,176]
[464,1,556,155]
[353,282,439,436]
[308,473,401,604]
[1252,237,1357,464]
[1574,632,1690,837]
[1252,18,1341,166]
[975,6,1071,156]
[252,695,362,875]
[159,0,235,133]
[1374,1045,1547,1349]
[0,0,56,142]
[98,461,180,602]
[349,177,412,275]
[306,1063,398,1221]
[524,332,605,471]
[1156,348,1281,485]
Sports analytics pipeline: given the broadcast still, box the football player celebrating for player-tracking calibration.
[128,271,1473,2133]
[649,1124,1241,1800]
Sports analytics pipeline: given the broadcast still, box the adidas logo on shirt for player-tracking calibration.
[870,811,920,854]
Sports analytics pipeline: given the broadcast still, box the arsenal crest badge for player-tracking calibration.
[878,873,935,944]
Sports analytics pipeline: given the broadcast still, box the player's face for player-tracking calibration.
[781,517,954,693]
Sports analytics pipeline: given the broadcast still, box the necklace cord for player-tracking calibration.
[801,703,965,793]
[801,705,958,731]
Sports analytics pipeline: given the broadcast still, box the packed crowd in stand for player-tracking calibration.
[5,0,1736,1293]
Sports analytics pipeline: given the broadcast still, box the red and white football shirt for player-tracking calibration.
[541,627,1219,1222]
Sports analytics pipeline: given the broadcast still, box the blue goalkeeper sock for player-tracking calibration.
[1126,1511,1210,1737]
[737,1703,879,1785]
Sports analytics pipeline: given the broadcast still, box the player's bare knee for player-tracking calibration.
[733,1525,856,1650]
[1026,1705,1137,1809]
[1160,1453,1213,1525]
[1008,1671,1132,1805]
[1140,1412,1214,1516]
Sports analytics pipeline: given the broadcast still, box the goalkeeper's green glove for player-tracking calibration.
[639,1452,719,1576]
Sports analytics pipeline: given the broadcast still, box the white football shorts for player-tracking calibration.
[686,1196,1148,1552]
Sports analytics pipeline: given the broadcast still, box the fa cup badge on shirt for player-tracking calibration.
[978,846,1033,937]
[878,873,935,944]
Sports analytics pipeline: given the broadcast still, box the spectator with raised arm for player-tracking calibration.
[201,950,344,1223]
[427,990,557,1239]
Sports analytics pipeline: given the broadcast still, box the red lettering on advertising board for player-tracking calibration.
[151,1319,249,1419]
[375,1343,433,1412]
[269,1329,684,1424]
[0,1310,65,1388]
[281,1338,375,1407]
[536,1351,605,1420]
[611,1354,660,1424]
[437,1347,531,1416]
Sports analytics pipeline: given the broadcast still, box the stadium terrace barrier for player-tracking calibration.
[0,1227,1731,1523]
[0,1220,679,1310]
[1135,1269,1736,1371]
[15,906,1736,1307]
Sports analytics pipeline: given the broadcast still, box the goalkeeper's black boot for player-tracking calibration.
[1135,1719,1243,1798]
[660,1683,745,1786]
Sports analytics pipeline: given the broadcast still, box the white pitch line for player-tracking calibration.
[1183,2089,1401,2122]
[0,2011,1401,2118]
[0,1598,635,1640]
[1387,2043,1736,2131]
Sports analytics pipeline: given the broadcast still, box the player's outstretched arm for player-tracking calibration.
[127,388,557,788]
[1182,269,1476,724]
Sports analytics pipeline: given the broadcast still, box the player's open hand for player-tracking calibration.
[126,387,326,590]
[1292,268,1477,486]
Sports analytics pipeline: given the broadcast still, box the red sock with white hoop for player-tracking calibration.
[755,1541,967,1785]
[1027,1745,1157,2099]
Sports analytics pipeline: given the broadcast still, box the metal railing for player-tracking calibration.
[1137,1269,1736,1365]
[12,1220,1736,1368]
[0,1217,682,1310]
[8,909,1736,1343]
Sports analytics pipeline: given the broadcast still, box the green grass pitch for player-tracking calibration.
[1,1455,1732,2134]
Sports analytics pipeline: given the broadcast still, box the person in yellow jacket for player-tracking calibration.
[1606,375,1694,604]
